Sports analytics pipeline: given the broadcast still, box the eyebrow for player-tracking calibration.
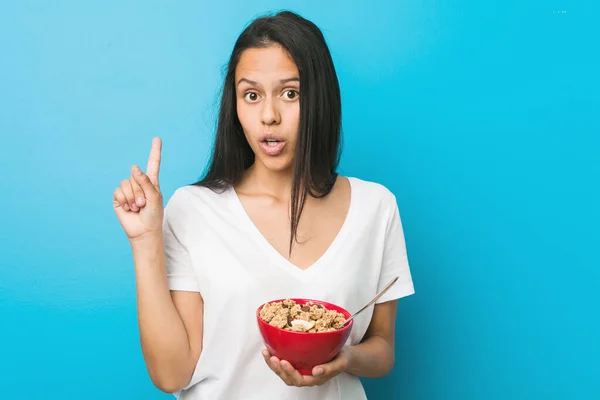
[237,77,299,87]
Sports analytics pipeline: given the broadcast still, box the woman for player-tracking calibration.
[113,10,414,400]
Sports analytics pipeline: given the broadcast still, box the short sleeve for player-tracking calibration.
[375,194,415,304]
[163,189,200,292]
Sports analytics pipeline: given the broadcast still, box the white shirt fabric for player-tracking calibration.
[163,176,415,400]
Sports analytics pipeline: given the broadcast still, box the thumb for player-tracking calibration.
[312,351,348,377]
[131,165,161,202]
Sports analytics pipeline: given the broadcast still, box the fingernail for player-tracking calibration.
[136,196,144,206]
[314,368,323,376]
[131,204,138,211]
[123,204,130,211]
[133,165,141,174]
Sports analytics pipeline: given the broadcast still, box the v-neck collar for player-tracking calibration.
[227,177,358,282]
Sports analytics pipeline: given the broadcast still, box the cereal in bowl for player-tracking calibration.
[259,299,347,332]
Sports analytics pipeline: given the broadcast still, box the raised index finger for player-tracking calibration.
[146,137,162,187]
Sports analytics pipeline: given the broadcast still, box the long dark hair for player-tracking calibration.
[193,10,342,256]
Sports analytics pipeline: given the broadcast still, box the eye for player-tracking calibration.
[283,90,299,100]
[244,92,260,102]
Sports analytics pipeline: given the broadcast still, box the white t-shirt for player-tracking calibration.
[163,176,415,400]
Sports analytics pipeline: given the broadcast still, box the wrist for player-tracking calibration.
[129,230,163,250]
[340,345,355,373]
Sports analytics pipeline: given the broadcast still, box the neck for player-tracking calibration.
[239,162,295,201]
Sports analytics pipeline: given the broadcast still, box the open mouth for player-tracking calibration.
[264,139,282,147]
[259,135,286,155]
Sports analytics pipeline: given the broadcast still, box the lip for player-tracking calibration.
[259,133,286,156]
[260,132,286,142]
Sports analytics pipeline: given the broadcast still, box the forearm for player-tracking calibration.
[345,334,395,378]
[131,234,195,392]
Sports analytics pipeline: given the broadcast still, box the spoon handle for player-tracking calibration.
[343,276,399,326]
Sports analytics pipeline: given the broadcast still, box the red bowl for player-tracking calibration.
[256,298,353,375]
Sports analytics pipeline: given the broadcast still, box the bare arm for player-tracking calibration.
[114,138,203,393]
[132,233,204,393]
[345,300,398,377]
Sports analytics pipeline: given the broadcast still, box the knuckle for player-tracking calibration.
[132,184,143,195]
[135,172,148,183]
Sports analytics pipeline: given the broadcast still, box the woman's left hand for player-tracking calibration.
[262,346,352,387]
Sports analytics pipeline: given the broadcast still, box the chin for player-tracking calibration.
[259,157,293,173]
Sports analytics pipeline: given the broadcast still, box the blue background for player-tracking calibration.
[1,1,598,399]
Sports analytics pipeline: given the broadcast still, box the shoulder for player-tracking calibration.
[164,183,232,219]
[347,177,405,238]
[347,176,398,209]
[167,183,231,203]
[345,176,401,232]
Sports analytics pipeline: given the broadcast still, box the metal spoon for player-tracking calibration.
[289,276,400,331]
[341,276,399,327]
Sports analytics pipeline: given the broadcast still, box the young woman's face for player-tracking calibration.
[235,44,300,173]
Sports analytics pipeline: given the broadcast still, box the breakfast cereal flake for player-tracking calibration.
[259,299,347,332]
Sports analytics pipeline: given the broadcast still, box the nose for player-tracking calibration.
[260,98,281,126]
